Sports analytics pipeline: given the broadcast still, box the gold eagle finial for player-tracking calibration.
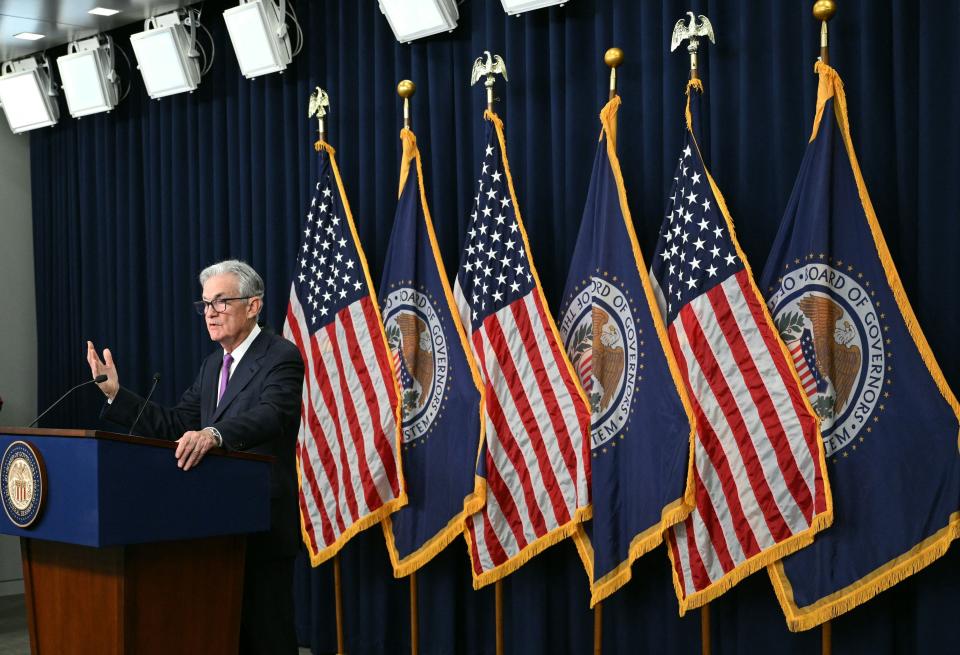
[308,87,329,119]
[470,50,508,87]
[670,12,716,52]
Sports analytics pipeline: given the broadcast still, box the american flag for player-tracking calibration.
[649,89,828,610]
[284,144,405,565]
[454,113,592,587]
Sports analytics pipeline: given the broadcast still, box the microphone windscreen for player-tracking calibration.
[93,374,108,383]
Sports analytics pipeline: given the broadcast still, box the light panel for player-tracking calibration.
[57,37,120,117]
[378,0,458,43]
[89,7,121,16]
[130,21,200,99]
[0,62,59,133]
[14,32,45,41]
[58,53,109,115]
[224,1,291,78]
[500,0,571,15]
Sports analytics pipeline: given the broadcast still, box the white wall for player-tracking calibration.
[0,123,36,596]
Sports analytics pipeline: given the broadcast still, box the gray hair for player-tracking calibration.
[199,260,265,312]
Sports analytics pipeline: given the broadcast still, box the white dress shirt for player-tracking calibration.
[217,323,261,405]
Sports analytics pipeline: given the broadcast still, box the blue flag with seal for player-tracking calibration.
[379,128,485,576]
[560,95,696,606]
[762,62,960,631]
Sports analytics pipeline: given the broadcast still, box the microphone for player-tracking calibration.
[29,375,108,428]
[128,373,161,437]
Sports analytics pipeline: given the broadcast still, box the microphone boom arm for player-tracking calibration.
[28,375,108,428]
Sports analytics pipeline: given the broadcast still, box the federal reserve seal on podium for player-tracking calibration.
[1,440,46,528]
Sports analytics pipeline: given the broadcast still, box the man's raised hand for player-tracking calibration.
[86,341,120,400]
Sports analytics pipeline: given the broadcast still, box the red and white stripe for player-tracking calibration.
[576,352,593,394]
[454,282,591,580]
[787,340,818,397]
[284,289,402,559]
[391,348,404,389]
[665,270,827,599]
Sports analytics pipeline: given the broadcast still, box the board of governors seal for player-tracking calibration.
[1,441,46,528]
[381,287,450,444]
[560,276,641,450]
[767,262,885,457]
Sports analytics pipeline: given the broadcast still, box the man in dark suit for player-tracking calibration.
[86,259,304,655]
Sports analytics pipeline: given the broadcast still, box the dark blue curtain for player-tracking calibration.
[29,0,960,653]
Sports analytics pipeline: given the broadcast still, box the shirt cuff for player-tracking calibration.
[204,426,223,447]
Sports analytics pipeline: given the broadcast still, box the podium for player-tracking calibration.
[0,428,271,655]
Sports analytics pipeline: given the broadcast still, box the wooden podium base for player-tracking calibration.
[21,535,246,655]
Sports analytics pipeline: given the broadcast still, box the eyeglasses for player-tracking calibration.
[193,296,252,315]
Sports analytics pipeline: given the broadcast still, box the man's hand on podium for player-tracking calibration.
[175,429,218,471]
[86,341,120,400]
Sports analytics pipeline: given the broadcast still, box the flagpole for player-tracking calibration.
[815,10,837,652]
[701,603,711,655]
[311,84,342,653]
[469,51,509,655]
[409,570,420,655]
[813,0,837,66]
[585,45,624,655]
[593,601,603,655]
[495,580,504,655]
[396,77,420,655]
[686,33,700,81]
[811,7,837,650]
[670,14,718,653]
[334,554,345,654]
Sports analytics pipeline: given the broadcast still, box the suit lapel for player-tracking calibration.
[212,331,269,422]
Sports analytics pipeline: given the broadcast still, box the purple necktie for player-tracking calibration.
[218,352,234,405]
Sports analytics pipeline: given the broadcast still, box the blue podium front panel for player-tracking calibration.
[97,437,270,545]
[0,431,270,547]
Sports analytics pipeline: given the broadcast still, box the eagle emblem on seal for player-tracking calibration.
[387,312,434,413]
[779,294,862,419]
[798,295,861,414]
[590,307,625,413]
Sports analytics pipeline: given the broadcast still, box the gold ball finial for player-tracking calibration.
[604,47,624,69]
[812,0,836,22]
[397,80,416,99]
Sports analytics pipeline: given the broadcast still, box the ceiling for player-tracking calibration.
[0,1,195,62]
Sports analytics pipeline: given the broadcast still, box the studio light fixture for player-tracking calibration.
[13,32,45,41]
[88,7,121,17]
[130,9,213,99]
[378,0,459,43]
[57,35,125,118]
[500,0,571,16]
[223,0,303,79]
[0,55,59,133]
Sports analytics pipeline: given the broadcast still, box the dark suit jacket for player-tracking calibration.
[102,330,305,558]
